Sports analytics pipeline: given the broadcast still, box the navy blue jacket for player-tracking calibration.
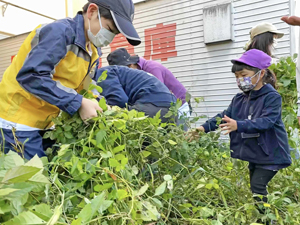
[94,66,177,108]
[202,84,291,165]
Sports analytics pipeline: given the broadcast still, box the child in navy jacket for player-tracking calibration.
[193,49,291,202]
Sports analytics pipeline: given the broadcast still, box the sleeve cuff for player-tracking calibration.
[64,94,83,116]
[237,121,247,133]
[201,123,210,133]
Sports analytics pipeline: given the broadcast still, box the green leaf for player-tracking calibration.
[3,211,46,225]
[163,175,172,181]
[4,151,24,170]
[168,140,177,145]
[96,130,106,145]
[94,183,113,192]
[0,188,18,197]
[2,166,41,183]
[99,97,108,111]
[98,200,113,214]
[211,220,223,225]
[205,183,213,190]
[30,204,53,221]
[151,198,163,209]
[113,145,125,154]
[100,151,112,159]
[132,166,139,175]
[109,158,120,168]
[117,189,128,200]
[140,201,160,221]
[0,200,12,214]
[0,183,35,200]
[97,70,108,82]
[64,125,72,132]
[64,132,74,139]
[121,157,128,166]
[78,193,106,223]
[140,151,151,158]
[163,111,174,119]
[95,86,103,93]
[136,183,149,196]
[154,181,166,196]
[115,154,125,161]
[47,198,64,225]
[185,92,192,103]
[71,219,82,225]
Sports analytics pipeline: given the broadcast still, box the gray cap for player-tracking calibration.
[88,0,141,46]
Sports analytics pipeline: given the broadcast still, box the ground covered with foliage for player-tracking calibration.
[0,56,300,225]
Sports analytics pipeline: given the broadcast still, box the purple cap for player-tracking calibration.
[231,49,272,69]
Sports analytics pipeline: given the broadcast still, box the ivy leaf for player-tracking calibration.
[154,181,166,196]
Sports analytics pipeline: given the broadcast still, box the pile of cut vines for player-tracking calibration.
[1,58,300,225]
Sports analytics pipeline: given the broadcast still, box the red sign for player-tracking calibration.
[144,23,177,61]
[102,22,178,63]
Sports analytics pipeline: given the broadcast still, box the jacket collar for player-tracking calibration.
[73,12,99,62]
[74,12,87,51]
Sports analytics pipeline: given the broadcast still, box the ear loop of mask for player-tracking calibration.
[88,9,102,32]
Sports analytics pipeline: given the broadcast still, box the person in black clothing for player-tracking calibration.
[94,66,177,123]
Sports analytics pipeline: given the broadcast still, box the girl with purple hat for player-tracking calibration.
[190,49,291,207]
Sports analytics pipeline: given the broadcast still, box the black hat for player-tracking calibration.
[88,0,141,46]
[107,48,139,66]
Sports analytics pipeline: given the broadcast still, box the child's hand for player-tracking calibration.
[79,98,103,121]
[219,115,237,135]
[186,126,205,142]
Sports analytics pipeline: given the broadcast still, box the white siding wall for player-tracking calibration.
[0,34,9,40]
[0,33,29,80]
[100,0,292,125]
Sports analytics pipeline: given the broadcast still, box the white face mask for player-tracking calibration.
[88,11,115,48]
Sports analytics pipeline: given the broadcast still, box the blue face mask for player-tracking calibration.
[236,70,262,92]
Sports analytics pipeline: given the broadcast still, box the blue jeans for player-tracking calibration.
[0,128,53,159]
